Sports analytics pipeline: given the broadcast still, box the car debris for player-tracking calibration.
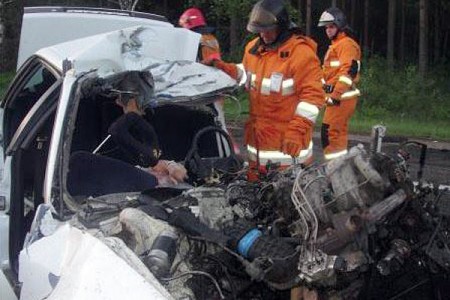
[20,140,450,299]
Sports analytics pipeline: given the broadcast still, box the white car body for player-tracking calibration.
[17,7,174,69]
[0,7,235,300]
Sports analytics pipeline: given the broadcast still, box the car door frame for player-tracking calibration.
[0,56,62,278]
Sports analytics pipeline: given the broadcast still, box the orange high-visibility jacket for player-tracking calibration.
[241,35,325,154]
[199,33,221,61]
[323,32,361,100]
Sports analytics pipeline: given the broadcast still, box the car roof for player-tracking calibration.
[34,25,201,75]
[24,6,168,22]
[18,6,177,69]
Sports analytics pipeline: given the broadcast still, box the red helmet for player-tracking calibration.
[179,8,206,29]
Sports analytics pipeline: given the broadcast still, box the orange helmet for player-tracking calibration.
[179,8,206,29]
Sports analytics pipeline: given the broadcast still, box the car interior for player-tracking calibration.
[66,90,223,198]
[6,67,228,276]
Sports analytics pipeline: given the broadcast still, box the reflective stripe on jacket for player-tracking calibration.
[247,142,313,165]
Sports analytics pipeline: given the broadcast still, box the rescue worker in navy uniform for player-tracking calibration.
[319,7,362,161]
[202,0,325,180]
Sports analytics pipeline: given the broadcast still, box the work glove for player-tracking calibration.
[326,97,341,106]
[201,58,239,80]
[200,57,218,67]
[348,59,361,79]
[322,83,334,94]
[281,116,313,157]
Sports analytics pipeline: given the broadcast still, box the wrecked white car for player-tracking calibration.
[1,7,450,300]
[0,7,238,299]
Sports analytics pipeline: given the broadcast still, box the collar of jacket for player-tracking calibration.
[192,25,216,34]
[248,30,293,55]
[332,31,347,44]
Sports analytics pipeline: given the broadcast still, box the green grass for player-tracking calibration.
[0,72,15,99]
[224,93,450,141]
[350,112,450,141]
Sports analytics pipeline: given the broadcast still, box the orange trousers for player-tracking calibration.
[321,97,357,157]
[246,156,313,182]
[246,160,290,182]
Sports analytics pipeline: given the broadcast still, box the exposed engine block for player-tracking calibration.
[77,144,449,299]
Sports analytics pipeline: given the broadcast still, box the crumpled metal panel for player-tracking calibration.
[19,222,172,300]
[36,25,200,74]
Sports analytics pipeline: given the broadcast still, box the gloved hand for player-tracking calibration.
[348,59,360,79]
[322,83,334,94]
[201,59,239,80]
[281,116,313,157]
[326,97,341,106]
[200,57,219,66]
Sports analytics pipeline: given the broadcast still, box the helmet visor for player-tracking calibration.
[318,11,335,27]
[247,2,279,33]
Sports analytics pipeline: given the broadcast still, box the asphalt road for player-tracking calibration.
[345,135,450,186]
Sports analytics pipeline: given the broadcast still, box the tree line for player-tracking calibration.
[1,0,450,75]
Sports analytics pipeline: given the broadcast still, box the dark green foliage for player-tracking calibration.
[358,56,450,122]
[0,72,15,98]
[2,0,450,139]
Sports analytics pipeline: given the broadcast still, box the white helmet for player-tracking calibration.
[318,7,347,29]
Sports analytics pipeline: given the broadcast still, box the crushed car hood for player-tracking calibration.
[37,26,237,105]
[19,206,173,300]
[36,25,200,74]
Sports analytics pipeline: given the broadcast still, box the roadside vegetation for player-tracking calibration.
[0,72,14,98]
[1,56,449,141]
[224,57,450,141]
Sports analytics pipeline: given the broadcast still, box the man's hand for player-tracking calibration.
[200,57,219,67]
[152,160,170,174]
[281,140,304,157]
[201,59,240,80]
[326,97,341,106]
[151,160,188,184]
[281,116,313,157]
[166,161,188,183]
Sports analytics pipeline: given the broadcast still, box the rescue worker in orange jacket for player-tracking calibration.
[179,7,241,154]
[319,7,362,161]
[204,0,325,179]
[179,7,221,62]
